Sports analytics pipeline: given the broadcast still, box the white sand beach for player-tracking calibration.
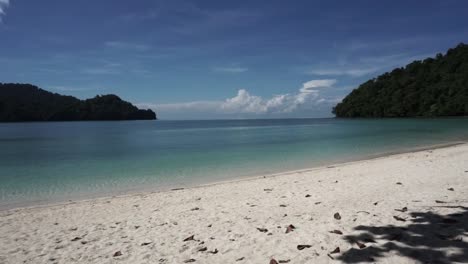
[1,144,467,264]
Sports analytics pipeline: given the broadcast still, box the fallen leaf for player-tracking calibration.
[191,207,200,211]
[141,242,151,246]
[334,213,341,220]
[305,194,311,198]
[198,247,207,252]
[396,182,403,185]
[183,235,195,242]
[71,237,82,242]
[285,224,296,234]
[330,247,340,254]
[279,260,291,263]
[264,189,273,191]
[279,204,287,207]
[356,241,366,249]
[395,207,408,212]
[373,202,379,205]
[447,188,454,191]
[236,257,245,261]
[329,230,343,235]
[257,228,268,233]
[297,245,312,250]
[393,216,406,222]
[435,200,447,204]
[113,251,122,257]
[184,259,196,263]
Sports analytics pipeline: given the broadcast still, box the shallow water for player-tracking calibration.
[1,118,468,208]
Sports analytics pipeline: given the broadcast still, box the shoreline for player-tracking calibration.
[2,140,465,212]
[1,141,467,263]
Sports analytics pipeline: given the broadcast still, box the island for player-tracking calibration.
[333,43,468,117]
[0,83,156,122]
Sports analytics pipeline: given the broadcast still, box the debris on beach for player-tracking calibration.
[447,187,454,191]
[183,259,196,263]
[329,230,343,235]
[270,259,279,264]
[334,213,341,220]
[285,224,296,233]
[113,251,122,257]
[356,241,366,249]
[183,235,195,241]
[395,207,408,212]
[297,245,312,250]
[257,228,268,233]
[393,216,406,222]
[330,247,340,254]
[396,182,403,185]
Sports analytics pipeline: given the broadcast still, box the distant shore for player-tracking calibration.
[1,143,467,263]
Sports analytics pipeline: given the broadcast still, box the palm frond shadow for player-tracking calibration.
[339,206,468,263]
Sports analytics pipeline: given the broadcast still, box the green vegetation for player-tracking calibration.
[333,43,468,117]
[0,83,156,122]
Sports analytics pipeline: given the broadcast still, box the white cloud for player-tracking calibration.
[213,67,248,73]
[307,67,379,77]
[300,79,336,93]
[138,79,339,118]
[0,0,10,20]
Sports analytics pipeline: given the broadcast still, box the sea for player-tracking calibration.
[1,118,468,209]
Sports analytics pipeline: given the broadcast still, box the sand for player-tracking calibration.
[1,144,467,264]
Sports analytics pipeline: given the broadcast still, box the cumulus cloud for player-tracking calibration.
[0,0,10,20]
[137,79,339,119]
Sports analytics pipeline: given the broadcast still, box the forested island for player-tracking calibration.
[0,83,156,122]
[333,43,468,117]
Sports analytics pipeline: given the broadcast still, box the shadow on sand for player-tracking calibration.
[338,206,468,263]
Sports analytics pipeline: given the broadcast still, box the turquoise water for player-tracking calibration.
[1,118,468,208]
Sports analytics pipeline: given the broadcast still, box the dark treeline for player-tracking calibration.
[0,83,156,122]
[333,43,468,117]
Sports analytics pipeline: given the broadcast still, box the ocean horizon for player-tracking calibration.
[1,117,468,209]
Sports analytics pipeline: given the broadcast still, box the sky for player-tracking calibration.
[0,0,467,119]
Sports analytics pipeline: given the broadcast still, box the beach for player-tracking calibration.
[1,143,467,263]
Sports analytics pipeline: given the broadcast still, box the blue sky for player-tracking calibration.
[0,0,467,119]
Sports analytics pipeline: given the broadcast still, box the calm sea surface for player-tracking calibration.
[1,118,468,208]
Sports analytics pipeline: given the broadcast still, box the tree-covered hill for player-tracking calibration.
[0,83,156,122]
[333,43,468,117]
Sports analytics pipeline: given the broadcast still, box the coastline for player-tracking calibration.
[1,143,468,263]
[1,140,465,212]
